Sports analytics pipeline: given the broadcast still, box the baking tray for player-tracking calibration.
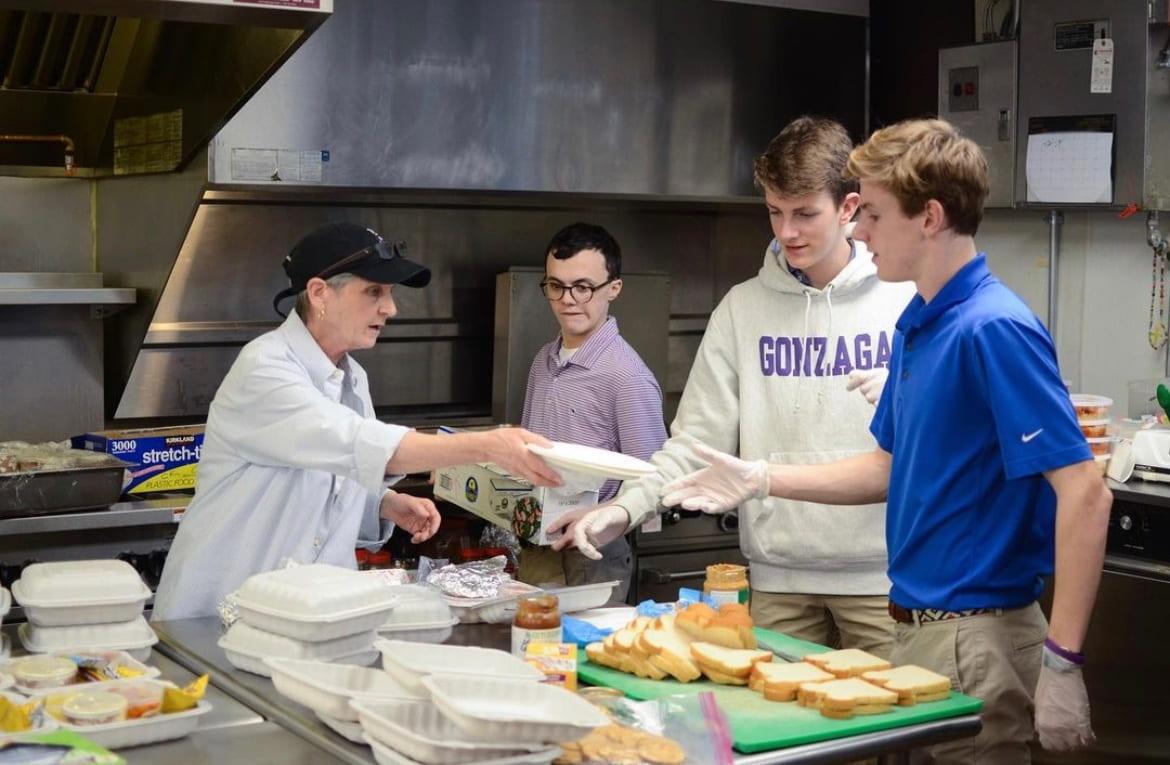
[0,458,129,518]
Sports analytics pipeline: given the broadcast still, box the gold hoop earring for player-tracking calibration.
[318,308,325,320]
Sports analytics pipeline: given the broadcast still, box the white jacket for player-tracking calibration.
[617,239,916,594]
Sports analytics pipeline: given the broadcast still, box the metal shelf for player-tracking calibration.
[0,496,187,536]
[0,272,135,307]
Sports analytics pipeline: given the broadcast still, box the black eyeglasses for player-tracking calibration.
[540,278,616,304]
[315,238,406,280]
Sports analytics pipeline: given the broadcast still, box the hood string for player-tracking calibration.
[795,289,813,412]
[818,283,836,403]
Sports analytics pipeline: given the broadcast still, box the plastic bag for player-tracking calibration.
[563,615,612,647]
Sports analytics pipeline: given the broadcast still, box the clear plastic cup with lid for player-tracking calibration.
[14,655,78,689]
[62,690,129,725]
[1070,394,1112,424]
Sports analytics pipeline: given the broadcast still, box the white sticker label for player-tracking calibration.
[1091,38,1113,94]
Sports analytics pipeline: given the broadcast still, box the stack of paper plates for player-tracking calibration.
[526,441,656,481]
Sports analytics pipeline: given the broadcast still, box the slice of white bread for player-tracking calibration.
[701,667,750,686]
[585,641,622,670]
[861,664,952,706]
[690,642,772,679]
[638,616,702,683]
[675,602,757,649]
[796,677,899,719]
[750,661,835,701]
[804,648,892,678]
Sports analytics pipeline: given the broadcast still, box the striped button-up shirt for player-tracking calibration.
[522,317,667,501]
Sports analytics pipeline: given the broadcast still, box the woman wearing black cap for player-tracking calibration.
[152,222,560,621]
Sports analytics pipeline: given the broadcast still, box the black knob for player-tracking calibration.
[1119,515,1134,532]
[718,512,739,533]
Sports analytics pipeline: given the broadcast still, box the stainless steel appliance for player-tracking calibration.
[633,509,745,603]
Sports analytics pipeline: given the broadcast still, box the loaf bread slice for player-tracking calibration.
[861,664,951,705]
[701,667,750,686]
[675,603,717,641]
[703,604,757,649]
[750,661,835,701]
[796,677,899,719]
[690,642,772,679]
[585,641,622,670]
[638,616,702,683]
[804,648,892,678]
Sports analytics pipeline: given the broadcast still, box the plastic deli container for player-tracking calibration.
[351,699,542,764]
[376,640,543,692]
[234,564,400,642]
[1086,436,1115,456]
[219,621,377,677]
[1070,394,1113,424]
[13,560,151,627]
[6,650,160,694]
[419,674,609,743]
[363,733,562,765]
[19,618,158,662]
[265,657,424,721]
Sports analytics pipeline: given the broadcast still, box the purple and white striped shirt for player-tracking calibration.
[522,317,668,502]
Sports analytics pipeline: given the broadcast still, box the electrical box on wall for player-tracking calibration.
[1015,0,1170,209]
[938,41,1017,208]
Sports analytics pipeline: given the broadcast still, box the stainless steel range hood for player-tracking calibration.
[0,0,331,175]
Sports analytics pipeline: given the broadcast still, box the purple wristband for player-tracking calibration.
[1044,637,1085,666]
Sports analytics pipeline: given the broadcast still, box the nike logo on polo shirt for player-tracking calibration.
[1021,429,1044,443]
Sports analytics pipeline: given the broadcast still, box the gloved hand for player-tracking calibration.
[659,443,769,514]
[1035,644,1095,751]
[846,367,888,406]
[548,505,631,560]
[554,467,605,495]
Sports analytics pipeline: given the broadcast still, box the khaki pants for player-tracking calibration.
[891,602,1046,764]
[516,536,632,602]
[750,591,895,659]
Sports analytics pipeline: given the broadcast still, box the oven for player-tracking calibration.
[631,508,744,603]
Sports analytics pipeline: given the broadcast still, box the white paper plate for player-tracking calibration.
[526,442,656,481]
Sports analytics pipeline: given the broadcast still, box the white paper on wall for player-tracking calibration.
[1025,131,1113,204]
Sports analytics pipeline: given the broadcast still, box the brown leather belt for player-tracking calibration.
[888,601,1001,625]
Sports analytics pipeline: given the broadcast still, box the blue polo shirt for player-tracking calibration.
[870,255,1091,611]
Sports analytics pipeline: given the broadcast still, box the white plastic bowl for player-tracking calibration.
[19,619,158,662]
[265,657,423,721]
[13,560,150,627]
[376,640,542,692]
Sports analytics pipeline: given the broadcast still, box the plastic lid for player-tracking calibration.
[62,691,128,721]
[1079,418,1110,427]
[14,559,148,605]
[1086,436,1115,443]
[14,655,77,685]
[1070,394,1113,407]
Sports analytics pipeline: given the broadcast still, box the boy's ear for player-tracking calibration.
[839,191,861,223]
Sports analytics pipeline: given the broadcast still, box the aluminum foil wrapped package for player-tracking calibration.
[479,525,521,571]
[423,555,510,599]
[217,592,240,631]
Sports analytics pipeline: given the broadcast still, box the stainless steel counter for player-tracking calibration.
[152,617,980,765]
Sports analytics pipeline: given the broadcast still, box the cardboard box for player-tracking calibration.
[434,461,598,546]
[71,425,204,495]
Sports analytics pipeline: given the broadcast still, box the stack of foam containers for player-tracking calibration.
[219,564,399,677]
[13,560,157,661]
[376,584,457,643]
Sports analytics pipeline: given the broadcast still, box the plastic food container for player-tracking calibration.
[0,587,9,629]
[13,560,151,627]
[377,615,459,644]
[58,700,211,749]
[265,657,424,721]
[380,585,453,626]
[1079,418,1109,438]
[1071,394,1112,423]
[473,581,621,625]
[6,650,160,694]
[364,733,562,765]
[351,699,541,764]
[317,711,366,743]
[19,618,158,662]
[420,674,609,743]
[1086,436,1114,456]
[219,621,378,677]
[234,564,400,642]
[12,655,78,689]
[62,691,129,726]
[376,640,543,692]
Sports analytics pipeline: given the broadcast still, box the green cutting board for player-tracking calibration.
[577,627,983,754]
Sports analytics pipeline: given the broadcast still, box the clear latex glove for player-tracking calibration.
[548,504,630,560]
[659,443,769,514]
[846,367,888,406]
[1035,645,1095,751]
[553,467,605,495]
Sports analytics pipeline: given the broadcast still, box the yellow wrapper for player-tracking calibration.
[524,642,577,691]
[0,696,40,732]
[162,674,209,713]
[116,665,148,679]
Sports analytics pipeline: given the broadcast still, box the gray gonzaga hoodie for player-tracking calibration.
[617,238,916,594]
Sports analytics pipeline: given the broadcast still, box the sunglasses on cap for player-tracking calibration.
[316,237,408,281]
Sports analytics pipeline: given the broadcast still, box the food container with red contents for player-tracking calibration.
[1086,437,1115,456]
[1071,394,1113,423]
[1080,418,1110,438]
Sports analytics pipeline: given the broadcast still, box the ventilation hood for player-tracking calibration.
[0,0,331,175]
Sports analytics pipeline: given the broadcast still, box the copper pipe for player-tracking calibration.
[0,133,76,175]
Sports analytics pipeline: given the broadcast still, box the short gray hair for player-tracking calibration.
[294,272,358,321]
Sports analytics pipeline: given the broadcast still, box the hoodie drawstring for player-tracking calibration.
[818,284,836,402]
[795,289,813,411]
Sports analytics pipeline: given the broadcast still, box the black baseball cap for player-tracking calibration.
[273,222,432,316]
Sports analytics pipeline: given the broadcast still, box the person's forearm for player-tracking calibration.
[766,448,891,505]
[385,431,487,475]
[1048,474,1112,651]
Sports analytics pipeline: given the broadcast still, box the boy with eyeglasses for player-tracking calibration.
[517,222,668,598]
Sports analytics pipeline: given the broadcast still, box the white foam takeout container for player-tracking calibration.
[445,581,541,624]
[364,733,563,765]
[351,699,547,765]
[379,584,453,626]
[376,615,459,644]
[33,678,212,750]
[420,674,608,744]
[19,618,158,663]
[219,621,377,677]
[4,649,160,694]
[265,657,424,722]
[13,560,151,627]
[234,564,400,642]
[375,640,543,692]
[465,581,621,625]
[317,710,366,743]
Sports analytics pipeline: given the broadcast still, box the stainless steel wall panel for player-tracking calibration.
[209,0,867,196]
[0,177,92,271]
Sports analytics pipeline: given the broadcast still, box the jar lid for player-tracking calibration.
[63,691,128,720]
[14,655,77,684]
[517,593,559,609]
